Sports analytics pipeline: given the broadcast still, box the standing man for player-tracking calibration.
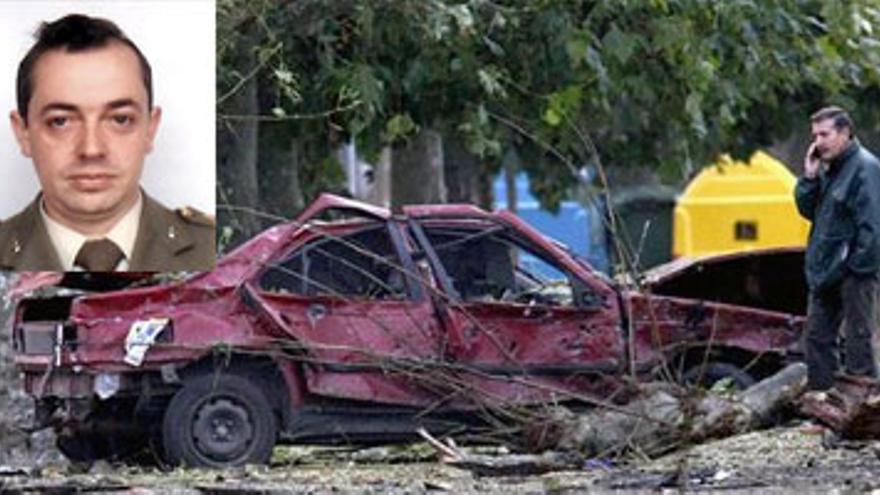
[1,13,214,272]
[795,106,880,390]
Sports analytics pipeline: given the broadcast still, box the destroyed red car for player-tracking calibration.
[11,194,805,467]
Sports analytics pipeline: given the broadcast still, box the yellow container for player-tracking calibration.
[673,151,810,257]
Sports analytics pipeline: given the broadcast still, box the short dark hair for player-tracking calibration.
[810,106,854,134]
[16,14,152,123]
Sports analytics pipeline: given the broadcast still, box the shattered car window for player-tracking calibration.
[259,226,408,299]
[424,226,574,306]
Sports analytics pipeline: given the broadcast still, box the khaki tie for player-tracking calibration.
[74,238,124,271]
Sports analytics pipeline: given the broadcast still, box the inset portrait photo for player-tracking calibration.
[0,1,216,272]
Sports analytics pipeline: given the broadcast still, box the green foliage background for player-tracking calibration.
[217,0,880,221]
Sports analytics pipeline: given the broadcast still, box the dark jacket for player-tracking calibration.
[0,192,216,272]
[795,140,880,293]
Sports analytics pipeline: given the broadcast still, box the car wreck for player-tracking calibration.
[10,194,806,468]
[642,246,806,317]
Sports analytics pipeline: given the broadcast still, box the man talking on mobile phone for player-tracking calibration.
[795,106,880,391]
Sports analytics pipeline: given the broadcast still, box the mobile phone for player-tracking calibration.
[810,144,821,160]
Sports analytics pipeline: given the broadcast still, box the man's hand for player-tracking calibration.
[804,142,821,179]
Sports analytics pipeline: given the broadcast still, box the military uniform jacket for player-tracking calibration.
[795,140,880,293]
[0,193,215,272]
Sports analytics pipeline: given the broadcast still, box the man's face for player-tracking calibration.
[810,118,850,162]
[9,42,160,228]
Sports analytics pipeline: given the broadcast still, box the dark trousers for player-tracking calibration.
[804,274,880,390]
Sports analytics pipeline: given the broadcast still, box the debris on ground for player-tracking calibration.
[529,362,808,458]
[800,373,880,439]
[414,363,808,479]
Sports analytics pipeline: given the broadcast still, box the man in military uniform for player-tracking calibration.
[0,192,214,272]
[2,14,214,271]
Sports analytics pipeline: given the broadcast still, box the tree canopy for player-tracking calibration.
[217,0,880,218]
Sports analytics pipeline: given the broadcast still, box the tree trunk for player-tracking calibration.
[443,137,488,207]
[392,129,446,206]
[767,131,809,175]
[368,146,392,207]
[256,126,305,221]
[277,138,305,216]
[532,363,808,458]
[281,139,305,218]
[503,156,517,214]
[217,26,262,246]
[421,365,809,478]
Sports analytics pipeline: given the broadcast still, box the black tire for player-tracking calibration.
[683,362,755,390]
[162,373,278,468]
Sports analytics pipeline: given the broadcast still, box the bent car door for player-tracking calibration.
[413,219,625,404]
[252,221,444,406]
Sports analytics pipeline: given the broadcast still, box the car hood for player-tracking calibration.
[638,246,807,316]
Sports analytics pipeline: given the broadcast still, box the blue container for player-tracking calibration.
[493,173,609,275]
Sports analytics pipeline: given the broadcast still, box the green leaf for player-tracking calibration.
[445,4,475,36]
[543,107,562,126]
[818,36,841,60]
[384,114,419,143]
[566,37,588,68]
[602,25,638,64]
[477,67,507,98]
[585,46,608,83]
[547,85,583,121]
[649,0,669,13]
[274,68,295,85]
[483,35,505,57]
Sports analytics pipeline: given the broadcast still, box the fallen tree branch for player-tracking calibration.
[543,362,808,458]
[800,373,880,438]
[418,427,581,476]
[424,363,809,477]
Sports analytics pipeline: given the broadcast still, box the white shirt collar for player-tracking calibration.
[40,193,143,271]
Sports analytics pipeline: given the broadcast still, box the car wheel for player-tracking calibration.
[162,373,278,468]
[683,362,755,390]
